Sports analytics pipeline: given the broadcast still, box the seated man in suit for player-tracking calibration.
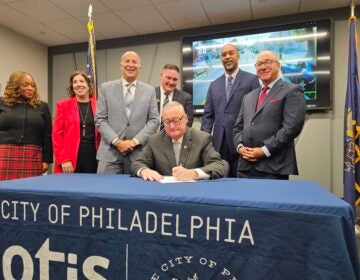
[131,101,226,181]
[155,64,193,128]
[233,51,306,179]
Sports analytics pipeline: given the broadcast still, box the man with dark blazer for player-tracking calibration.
[233,51,306,179]
[201,44,259,177]
[131,102,226,181]
[95,51,159,174]
[155,64,193,128]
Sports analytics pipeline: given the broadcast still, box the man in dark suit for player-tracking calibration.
[233,51,306,179]
[95,51,159,174]
[131,101,226,181]
[201,44,259,177]
[155,64,193,128]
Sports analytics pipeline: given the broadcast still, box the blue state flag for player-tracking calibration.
[86,18,97,98]
[344,16,360,213]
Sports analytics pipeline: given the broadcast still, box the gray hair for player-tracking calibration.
[163,101,185,115]
[120,51,141,65]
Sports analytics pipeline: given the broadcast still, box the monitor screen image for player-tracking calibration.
[182,19,332,112]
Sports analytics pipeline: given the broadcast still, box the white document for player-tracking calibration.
[159,176,196,183]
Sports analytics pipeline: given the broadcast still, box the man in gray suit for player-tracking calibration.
[155,63,193,128]
[233,51,306,179]
[131,102,226,181]
[95,51,159,174]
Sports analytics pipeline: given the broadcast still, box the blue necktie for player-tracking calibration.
[226,76,233,102]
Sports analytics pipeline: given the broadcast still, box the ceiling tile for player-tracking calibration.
[99,0,151,10]
[49,0,110,17]
[79,12,137,39]
[252,0,299,19]
[171,19,210,30]
[201,0,252,24]
[8,0,72,22]
[150,0,177,3]
[299,0,352,13]
[155,0,209,28]
[0,4,36,28]
[44,18,90,43]
[116,5,170,33]
[11,23,74,46]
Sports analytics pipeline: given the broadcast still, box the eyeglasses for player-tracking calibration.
[255,59,279,68]
[163,115,184,126]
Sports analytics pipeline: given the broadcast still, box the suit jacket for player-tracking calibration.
[95,79,159,162]
[201,70,259,154]
[52,97,100,173]
[155,87,194,127]
[130,128,226,179]
[233,79,306,175]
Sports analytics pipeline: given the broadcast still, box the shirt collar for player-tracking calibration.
[122,78,137,87]
[172,136,183,144]
[160,85,173,96]
[225,67,239,79]
[261,77,281,90]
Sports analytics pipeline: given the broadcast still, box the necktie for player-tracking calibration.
[256,86,269,110]
[225,76,233,102]
[125,84,133,117]
[160,93,170,131]
[163,93,169,108]
[173,141,181,166]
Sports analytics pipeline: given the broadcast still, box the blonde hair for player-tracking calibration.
[2,71,41,107]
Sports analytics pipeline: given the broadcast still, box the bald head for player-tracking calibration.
[221,44,239,75]
[120,51,141,83]
[255,51,281,86]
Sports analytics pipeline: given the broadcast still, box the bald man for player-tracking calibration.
[95,51,159,174]
[233,51,306,179]
[201,43,259,177]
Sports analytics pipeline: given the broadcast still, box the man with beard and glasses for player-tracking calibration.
[201,44,259,177]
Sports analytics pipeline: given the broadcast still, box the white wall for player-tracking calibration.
[0,25,48,101]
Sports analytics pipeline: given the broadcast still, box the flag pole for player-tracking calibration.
[86,4,97,98]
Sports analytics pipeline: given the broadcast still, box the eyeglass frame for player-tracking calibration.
[162,114,185,126]
[254,59,280,68]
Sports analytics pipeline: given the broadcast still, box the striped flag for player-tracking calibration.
[344,14,360,213]
[86,5,97,98]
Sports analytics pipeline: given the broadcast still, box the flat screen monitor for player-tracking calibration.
[182,19,332,113]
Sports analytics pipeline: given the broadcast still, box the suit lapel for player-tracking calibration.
[70,97,80,124]
[179,128,192,167]
[226,70,242,105]
[128,82,143,119]
[155,87,161,112]
[114,80,128,117]
[256,79,283,113]
[163,134,177,167]
[172,89,181,102]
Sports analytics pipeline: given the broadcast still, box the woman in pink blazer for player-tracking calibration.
[53,70,100,173]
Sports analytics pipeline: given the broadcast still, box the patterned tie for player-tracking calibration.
[163,93,169,108]
[160,93,170,131]
[256,86,269,110]
[125,84,133,117]
[173,141,181,166]
[225,76,233,102]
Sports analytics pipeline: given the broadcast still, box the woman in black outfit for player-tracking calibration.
[0,71,53,180]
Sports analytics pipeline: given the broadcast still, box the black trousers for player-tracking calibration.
[75,142,97,173]
[219,132,238,178]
